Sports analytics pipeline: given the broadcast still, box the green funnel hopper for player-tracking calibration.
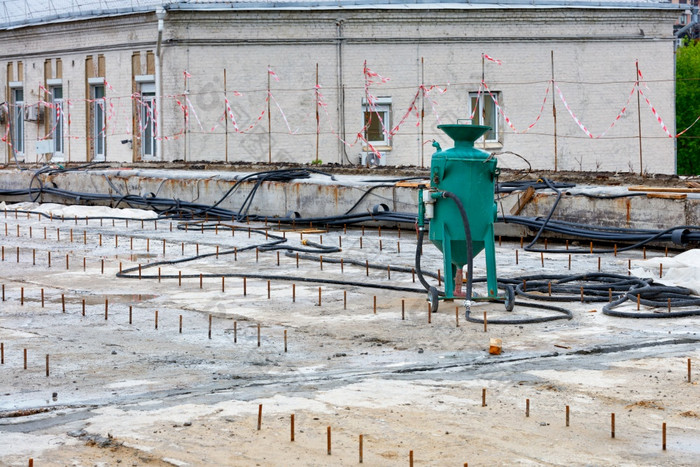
[437,124,490,147]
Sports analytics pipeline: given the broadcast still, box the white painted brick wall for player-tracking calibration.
[0,8,680,174]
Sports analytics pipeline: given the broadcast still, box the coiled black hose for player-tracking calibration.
[603,282,700,318]
[511,273,649,302]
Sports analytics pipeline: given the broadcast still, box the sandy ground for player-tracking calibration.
[0,203,698,466]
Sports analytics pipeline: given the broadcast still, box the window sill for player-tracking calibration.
[475,141,503,151]
[363,146,392,152]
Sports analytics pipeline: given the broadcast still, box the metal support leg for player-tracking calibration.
[453,267,464,297]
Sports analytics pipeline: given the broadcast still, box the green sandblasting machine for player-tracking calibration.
[417,123,511,313]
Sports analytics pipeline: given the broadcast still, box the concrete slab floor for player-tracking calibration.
[0,202,698,466]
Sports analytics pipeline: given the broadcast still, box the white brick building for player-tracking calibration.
[0,0,687,173]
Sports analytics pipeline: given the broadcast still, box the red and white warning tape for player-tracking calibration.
[483,54,502,65]
[482,81,549,134]
[636,86,674,138]
[554,84,593,139]
[5,62,699,148]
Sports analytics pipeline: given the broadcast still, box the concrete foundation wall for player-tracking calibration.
[517,190,700,231]
[0,169,416,221]
[1,169,699,243]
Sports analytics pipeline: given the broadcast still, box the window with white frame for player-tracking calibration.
[50,84,65,159]
[139,81,157,159]
[10,84,24,156]
[362,97,391,147]
[469,91,501,144]
[90,82,106,161]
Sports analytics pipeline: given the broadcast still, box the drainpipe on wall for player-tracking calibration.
[336,18,347,165]
[675,6,699,45]
[155,8,165,161]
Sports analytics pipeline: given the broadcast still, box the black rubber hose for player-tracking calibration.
[441,191,474,305]
[599,276,700,318]
[119,269,428,294]
[522,177,562,251]
[115,229,424,294]
[28,164,63,202]
[291,249,437,279]
[275,250,574,324]
[502,216,700,253]
[414,228,436,294]
[291,247,575,324]
[603,293,700,318]
[414,190,474,305]
[201,168,335,220]
[578,192,648,200]
[105,217,700,322]
[343,184,394,215]
[464,301,573,324]
[513,273,649,302]
[496,180,575,194]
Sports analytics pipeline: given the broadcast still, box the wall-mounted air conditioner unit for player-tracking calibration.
[361,151,386,167]
[24,104,43,123]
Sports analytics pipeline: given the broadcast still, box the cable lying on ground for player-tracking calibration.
[3,168,700,321]
[4,169,700,250]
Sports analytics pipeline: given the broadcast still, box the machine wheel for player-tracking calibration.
[504,285,515,312]
[429,286,439,313]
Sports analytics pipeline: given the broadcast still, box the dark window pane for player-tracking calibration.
[364,111,385,143]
